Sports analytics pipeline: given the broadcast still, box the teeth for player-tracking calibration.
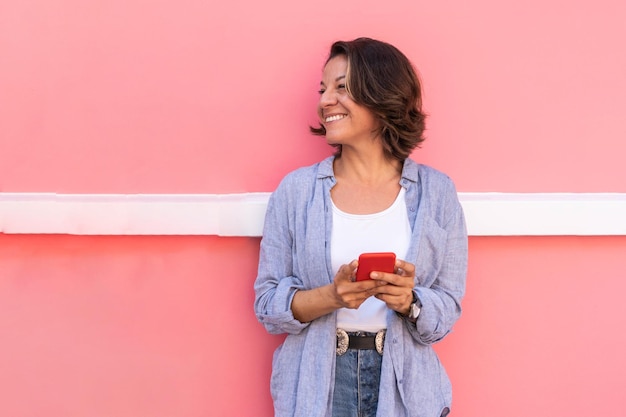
[325,114,346,122]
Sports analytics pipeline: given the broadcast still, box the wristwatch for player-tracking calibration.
[407,291,421,322]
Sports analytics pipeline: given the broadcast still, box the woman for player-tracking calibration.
[254,37,467,417]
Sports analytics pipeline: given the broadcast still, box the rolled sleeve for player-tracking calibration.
[407,180,468,345]
[254,180,310,335]
[255,275,308,334]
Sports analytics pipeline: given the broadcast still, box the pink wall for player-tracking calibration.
[2,0,625,193]
[443,236,626,414]
[0,235,277,416]
[1,0,626,416]
[2,234,626,416]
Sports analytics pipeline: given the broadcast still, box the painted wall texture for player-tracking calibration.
[1,0,626,416]
[2,0,625,193]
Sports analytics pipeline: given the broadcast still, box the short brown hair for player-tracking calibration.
[310,37,426,161]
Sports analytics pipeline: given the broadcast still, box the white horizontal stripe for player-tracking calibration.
[1,193,625,236]
[461,193,626,236]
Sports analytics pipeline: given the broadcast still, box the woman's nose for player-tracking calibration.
[319,89,337,107]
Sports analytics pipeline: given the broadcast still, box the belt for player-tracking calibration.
[336,329,386,356]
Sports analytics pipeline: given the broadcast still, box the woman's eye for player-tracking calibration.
[317,85,344,95]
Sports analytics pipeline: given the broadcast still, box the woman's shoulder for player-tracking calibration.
[404,158,456,190]
[404,159,462,224]
[276,156,334,191]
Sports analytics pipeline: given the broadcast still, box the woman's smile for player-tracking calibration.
[325,114,348,123]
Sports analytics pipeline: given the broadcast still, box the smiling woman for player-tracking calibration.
[254,38,467,417]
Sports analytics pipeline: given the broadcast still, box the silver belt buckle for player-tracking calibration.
[375,329,385,355]
[336,329,349,356]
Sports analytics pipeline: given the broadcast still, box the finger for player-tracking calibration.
[369,271,413,288]
[338,283,378,309]
[370,289,413,315]
[335,260,358,283]
[379,297,412,314]
[395,259,416,277]
[370,281,409,297]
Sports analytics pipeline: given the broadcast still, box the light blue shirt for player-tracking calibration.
[254,156,468,417]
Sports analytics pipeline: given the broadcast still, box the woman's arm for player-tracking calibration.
[409,180,468,345]
[291,261,382,323]
[254,185,308,334]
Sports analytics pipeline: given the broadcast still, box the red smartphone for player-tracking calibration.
[356,252,396,281]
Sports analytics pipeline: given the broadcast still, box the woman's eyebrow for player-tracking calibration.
[319,75,346,87]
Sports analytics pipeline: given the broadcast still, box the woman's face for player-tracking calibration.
[317,55,381,147]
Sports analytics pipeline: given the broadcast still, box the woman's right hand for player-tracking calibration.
[331,260,382,309]
[291,260,382,323]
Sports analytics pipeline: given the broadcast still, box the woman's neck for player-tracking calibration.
[334,148,402,186]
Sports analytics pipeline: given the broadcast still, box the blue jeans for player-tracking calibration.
[332,348,382,417]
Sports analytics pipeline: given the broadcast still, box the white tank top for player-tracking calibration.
[331,187,412,332]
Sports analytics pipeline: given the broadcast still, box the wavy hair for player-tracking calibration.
[310,37,426,161]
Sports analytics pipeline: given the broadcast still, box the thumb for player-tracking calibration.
[335,260,358,283]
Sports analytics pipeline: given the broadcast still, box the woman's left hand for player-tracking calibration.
[368,258,415,316]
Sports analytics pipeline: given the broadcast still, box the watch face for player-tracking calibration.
[410,303,421,319]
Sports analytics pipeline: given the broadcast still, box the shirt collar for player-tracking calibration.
[318,155,419,185]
